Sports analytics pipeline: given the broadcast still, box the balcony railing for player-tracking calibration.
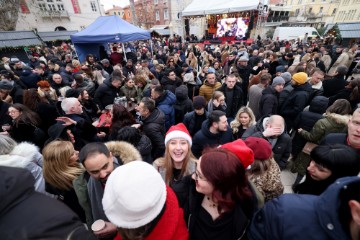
[39,10,70,18]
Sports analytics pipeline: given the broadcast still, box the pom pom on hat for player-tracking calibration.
[102,161,167,228]
[221,139,254,169]
[272,76,285,87]
[165,123,192,146]
[292,72,308,85]
[244,137,272,160]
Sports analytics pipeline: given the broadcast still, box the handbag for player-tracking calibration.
[30,123,46,145]
[302,142,318,155]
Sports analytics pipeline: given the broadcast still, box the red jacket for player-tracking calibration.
[114,186,188,240]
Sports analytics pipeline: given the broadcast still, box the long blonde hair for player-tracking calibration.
[230,106,256,133]
[42,140,84,190]
[158,141,196,185]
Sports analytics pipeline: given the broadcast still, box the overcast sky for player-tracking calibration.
[100,0,130,10]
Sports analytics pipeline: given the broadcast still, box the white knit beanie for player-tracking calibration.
[102,161,166,228]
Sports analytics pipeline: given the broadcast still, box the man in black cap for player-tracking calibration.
[183,96,209,137]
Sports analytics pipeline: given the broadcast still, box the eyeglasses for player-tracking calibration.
[169,61,174,63]
[193,170,208,181]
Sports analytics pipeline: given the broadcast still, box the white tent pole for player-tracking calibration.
[121,43,127,62]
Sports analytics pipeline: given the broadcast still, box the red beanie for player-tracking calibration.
[244,137,272,160]
[221,139,254,169]
[165,123,192,146]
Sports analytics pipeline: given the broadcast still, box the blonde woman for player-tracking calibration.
[186,51,198,70]
[245,137,284,202]
[42,140,86,222]
[230,106,256,139]
[153,123,196,186]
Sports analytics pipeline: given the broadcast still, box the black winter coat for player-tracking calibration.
[322,74,346,98]
[172,175,256,240]
[174,85,194,124]
[217,83,244,118]
[141,108,166,160]
[292,96,328,157]
[279,83,313,130]
[0,166,96,240]
[259,86,279,117]
[242,116,291,170]
[94,79,120,110]
[161,76,183,94]
[191,119,233,158]
[183,111,209,137]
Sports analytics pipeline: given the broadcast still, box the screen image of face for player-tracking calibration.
[216,18,248,38]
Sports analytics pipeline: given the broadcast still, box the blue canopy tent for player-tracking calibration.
[71,15,151,62]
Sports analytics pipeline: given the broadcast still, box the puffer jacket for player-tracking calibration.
[155,90,176,130]
[248,176,360,240]
[199,80,222,103]
[0,142,45,194]
[299,113,350,144]
[141,108,166,159]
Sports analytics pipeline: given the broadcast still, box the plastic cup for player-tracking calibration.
[91,219,106,232]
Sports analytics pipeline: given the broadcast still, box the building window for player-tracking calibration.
[297,0,302,4]
[122,12,124,16]
[154,0,158,4]
[39,3,46,11]
[308,8,312,13]
[118,12,120,15]
[57,4,64,11]
[332,8,337,15]
[90,1,97,12]
[164,8,168,19]
[319,7,323,13]
[48,4,56,11]
[46,0,53,2]
[295,8,300,15]
[128,12,130,16]
[114,12,116,15]
[155,10,160,20]
[312,0,315,2]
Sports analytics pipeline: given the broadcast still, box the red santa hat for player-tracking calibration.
[165,123,192,146]
[221,139,254,169]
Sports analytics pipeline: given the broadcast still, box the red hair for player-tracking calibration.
[200,148,253,215]
[37,80,50,88]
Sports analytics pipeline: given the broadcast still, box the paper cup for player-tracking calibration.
[91,219,106,232]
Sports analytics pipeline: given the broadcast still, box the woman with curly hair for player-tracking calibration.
[108,103,136,140]
[230,106,256,140]
[42,140,86,222]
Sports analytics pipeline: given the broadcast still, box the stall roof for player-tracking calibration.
[38,31,78,41]
[325,22,360,38]
[0,31,42,48]
[152,29,170,36]
[182,0,259,16]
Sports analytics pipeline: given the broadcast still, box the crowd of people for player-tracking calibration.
[1,35,360,240]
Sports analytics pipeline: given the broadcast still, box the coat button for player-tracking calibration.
[327,223,334,230]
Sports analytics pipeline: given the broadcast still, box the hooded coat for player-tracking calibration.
[161,76,183,94]
[73,141,142,228]
[279,82,313,131]
[174,85,194,124]
[248,176,360,240]
[292,113,350,176]
[141,108,166,159]
[259,86,280,118]
[191,119,233,158]
[0,142,45,193]
[0,166,96,240]
[155,90,176,130]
